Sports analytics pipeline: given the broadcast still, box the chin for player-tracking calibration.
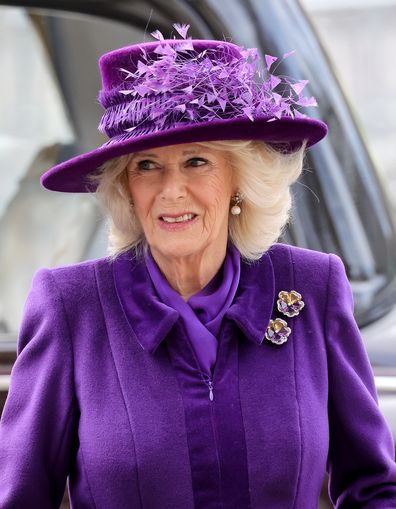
[154,239,206,259]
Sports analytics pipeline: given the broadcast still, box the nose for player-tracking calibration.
[159,166,188,201]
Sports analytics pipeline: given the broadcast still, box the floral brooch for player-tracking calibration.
[265,318,291,345]
[265,291,304,345]
[277,290,305,317]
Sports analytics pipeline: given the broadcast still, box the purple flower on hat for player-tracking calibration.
[97,24,319,141]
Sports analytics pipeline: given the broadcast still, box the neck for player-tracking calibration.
[149,241,228,301]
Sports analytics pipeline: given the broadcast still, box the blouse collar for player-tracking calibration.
[112,244,275,353]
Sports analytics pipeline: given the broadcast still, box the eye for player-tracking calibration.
[187,157,208,167]
[136,159,157,171]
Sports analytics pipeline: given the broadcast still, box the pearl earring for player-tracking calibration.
[231,191,242,215]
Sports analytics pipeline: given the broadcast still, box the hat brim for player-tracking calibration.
[40,115,327,193]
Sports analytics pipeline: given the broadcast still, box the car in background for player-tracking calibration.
[1,1,396,507]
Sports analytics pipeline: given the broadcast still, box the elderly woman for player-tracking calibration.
[1,24,396,509]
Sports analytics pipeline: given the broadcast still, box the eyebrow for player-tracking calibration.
[133,149,203,159]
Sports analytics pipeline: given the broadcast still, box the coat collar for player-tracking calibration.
[112,246,275,353]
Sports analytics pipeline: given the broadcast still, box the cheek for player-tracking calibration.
[127,175,143,200]
[209,172,232,205]
[201,178,232,223]
[128,178,154,215]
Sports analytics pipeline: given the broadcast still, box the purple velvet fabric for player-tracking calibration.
[1,242,396,508]
[144,241,241,377]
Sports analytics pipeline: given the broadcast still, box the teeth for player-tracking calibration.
[162,213,195,223]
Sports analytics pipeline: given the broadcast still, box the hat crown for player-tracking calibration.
[98,39,243,91]
[96,26,319,142]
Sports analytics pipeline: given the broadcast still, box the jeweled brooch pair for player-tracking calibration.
[265,290,304,346]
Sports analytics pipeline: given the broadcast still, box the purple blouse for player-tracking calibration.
[144,241,241,377]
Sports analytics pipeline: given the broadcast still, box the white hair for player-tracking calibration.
[88,139,306,262]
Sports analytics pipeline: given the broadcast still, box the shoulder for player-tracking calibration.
[30,255,113,303]
[267,242,347,289]
[268,242,344,271]
[21,256,115,348]
[268,242,330,265]
[46,254,112,279]
[19,257,111,355]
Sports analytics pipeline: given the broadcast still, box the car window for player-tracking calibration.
[300,0,396,214]
[0,6,145,338]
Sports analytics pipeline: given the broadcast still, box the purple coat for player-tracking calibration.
[1,242,396,508]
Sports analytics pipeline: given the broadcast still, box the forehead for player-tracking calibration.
[132,143,218,158]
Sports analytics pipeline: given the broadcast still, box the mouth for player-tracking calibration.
[159,212,198,223]
[157,213,199,231]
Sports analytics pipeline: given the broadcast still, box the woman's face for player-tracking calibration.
[126,142,235,260]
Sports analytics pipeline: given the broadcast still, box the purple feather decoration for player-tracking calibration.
[97,25,319,139]
[172,23,190,39]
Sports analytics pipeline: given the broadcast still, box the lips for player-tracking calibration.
[157,214,199,231]
[158,211,197,219]
[160,213,197,223]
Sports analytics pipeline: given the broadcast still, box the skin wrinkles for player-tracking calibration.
[126,142,236,301]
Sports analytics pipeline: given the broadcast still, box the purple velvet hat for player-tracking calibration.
[41,24,328,193]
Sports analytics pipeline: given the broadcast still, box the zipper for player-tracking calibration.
[203,327,225,402]
[199,372,215,401]
[206,378,214,401]
[186,342,216,401]
[181,324,221,401]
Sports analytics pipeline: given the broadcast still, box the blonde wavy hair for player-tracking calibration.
[88,139,306,262]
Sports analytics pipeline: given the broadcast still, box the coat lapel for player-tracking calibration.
[112,250,179,353]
